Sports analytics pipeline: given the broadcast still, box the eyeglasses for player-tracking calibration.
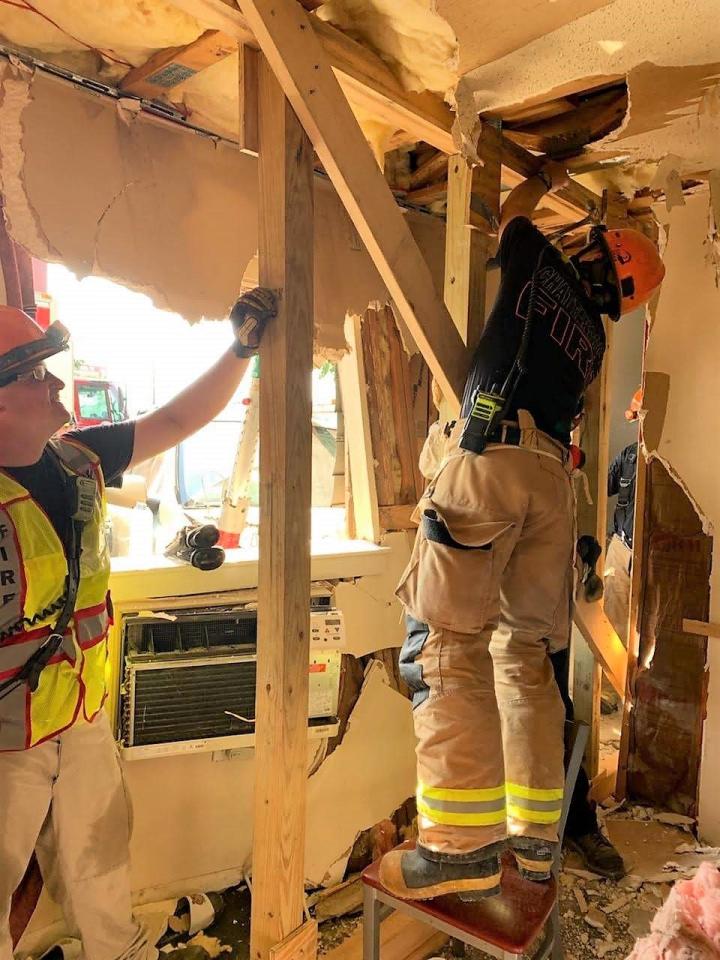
[0,363,48,387]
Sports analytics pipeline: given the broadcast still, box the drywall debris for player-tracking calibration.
[650,156,686,212]
[584,906,606,930]
[304,660,416,887]
[653,812,696,828]
[573,886,588,913]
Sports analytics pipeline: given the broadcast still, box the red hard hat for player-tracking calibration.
[0,305,69,385]
[599,229,665,318]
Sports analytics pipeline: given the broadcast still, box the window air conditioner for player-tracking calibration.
[118,593,344,759]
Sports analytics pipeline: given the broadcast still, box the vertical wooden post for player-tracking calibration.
[573,320,613,774]
[251,55,314,960]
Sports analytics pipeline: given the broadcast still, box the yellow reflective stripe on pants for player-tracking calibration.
[417,783,506,827]
[505,782,563,801]
[419,782,506,803]
[506,783,563,824]
[507,804,561,824]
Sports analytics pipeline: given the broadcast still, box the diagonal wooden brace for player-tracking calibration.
[234,0,471,410]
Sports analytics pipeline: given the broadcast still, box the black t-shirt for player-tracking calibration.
[461,217,606,444]
[3,421,136,545]
[608,442,637,546]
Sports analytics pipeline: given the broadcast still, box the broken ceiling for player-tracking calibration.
[0,0,718,194]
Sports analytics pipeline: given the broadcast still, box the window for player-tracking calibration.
[77,383,111,422]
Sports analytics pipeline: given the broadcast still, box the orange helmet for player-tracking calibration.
[0,305,69,386]
[597,228,665,319]
[625,388,643,422]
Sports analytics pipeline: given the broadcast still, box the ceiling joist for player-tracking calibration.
[120,29,236,97]
[168,0,609,225]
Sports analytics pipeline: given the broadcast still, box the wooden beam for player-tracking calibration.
[120,29,236,97]
[234,0,470,410]
[572,319,614,774]
[443,156,487,354]
[239,44,260,154]
[338,313,381,543]
[251,55,314,960]
[683,618,720,639]
[616,443,648,799]
[409,151,448,190]
[405,181,448,205]
[504,89,628,156]
[167,0,607,224]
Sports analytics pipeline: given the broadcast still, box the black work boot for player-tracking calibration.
[509,837,556,882]
[378,843,503,901]
[565,829,625,880]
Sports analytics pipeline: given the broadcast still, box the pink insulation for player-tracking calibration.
[626,863,720,959]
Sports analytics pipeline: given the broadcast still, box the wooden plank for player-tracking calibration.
[361,306,422,507]
[409,150,448,190]
[234,0,470,410]
[239,44,260,154]
[572,319,614,775]
[683,618,720,638]
[471,120,502,232]
[251,55,314,960]
[338,313,381,543]
[573,599,628,698]
[120,29,236,97]
[269,921,318,960]
[405,181,448,205]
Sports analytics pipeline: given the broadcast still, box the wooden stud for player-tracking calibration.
[616,443,647,799]
[120,30,236,98]
[234,0,470,410]
[239,44,260,154]
[251,55,314,960]
[405,181,449,205]
[572,319,614,775]
[338,313,381,543]
[471,120,503,232]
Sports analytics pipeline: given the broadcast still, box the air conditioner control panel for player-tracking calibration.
[310,609,345,649]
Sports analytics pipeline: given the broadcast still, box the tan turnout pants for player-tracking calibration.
[0,712,149,960]
[397,414,574,867]
[603,534,632,646]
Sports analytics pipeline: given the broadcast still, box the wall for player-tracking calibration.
[641,190,720,839]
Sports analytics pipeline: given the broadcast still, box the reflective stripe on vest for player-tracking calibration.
[0,438,110,750]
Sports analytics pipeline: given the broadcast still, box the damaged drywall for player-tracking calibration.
[455,0,720,176]
[637,190,720,841]
[304,659,416,887]
[0,60,447,352]
[334,532,412,657]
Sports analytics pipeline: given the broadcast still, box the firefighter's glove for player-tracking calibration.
[231,288,278,358]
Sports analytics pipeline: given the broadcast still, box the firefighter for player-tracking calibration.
[0,289,276,960]
[380,164,665,900]
[603,390,642,645]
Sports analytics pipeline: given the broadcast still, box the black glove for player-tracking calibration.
[230,288,278,358]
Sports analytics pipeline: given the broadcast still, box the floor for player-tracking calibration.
[155,800,716,960]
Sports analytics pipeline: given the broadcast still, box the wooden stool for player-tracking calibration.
[362,723,589,960]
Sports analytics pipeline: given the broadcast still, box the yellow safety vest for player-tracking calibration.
[0,437,110,751]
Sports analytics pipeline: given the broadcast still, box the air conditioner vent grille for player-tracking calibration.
[126,660,257,746]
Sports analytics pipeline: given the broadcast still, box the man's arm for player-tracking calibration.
[130,348,251,468]
[498,161,570,239]
[129,289,276,468]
